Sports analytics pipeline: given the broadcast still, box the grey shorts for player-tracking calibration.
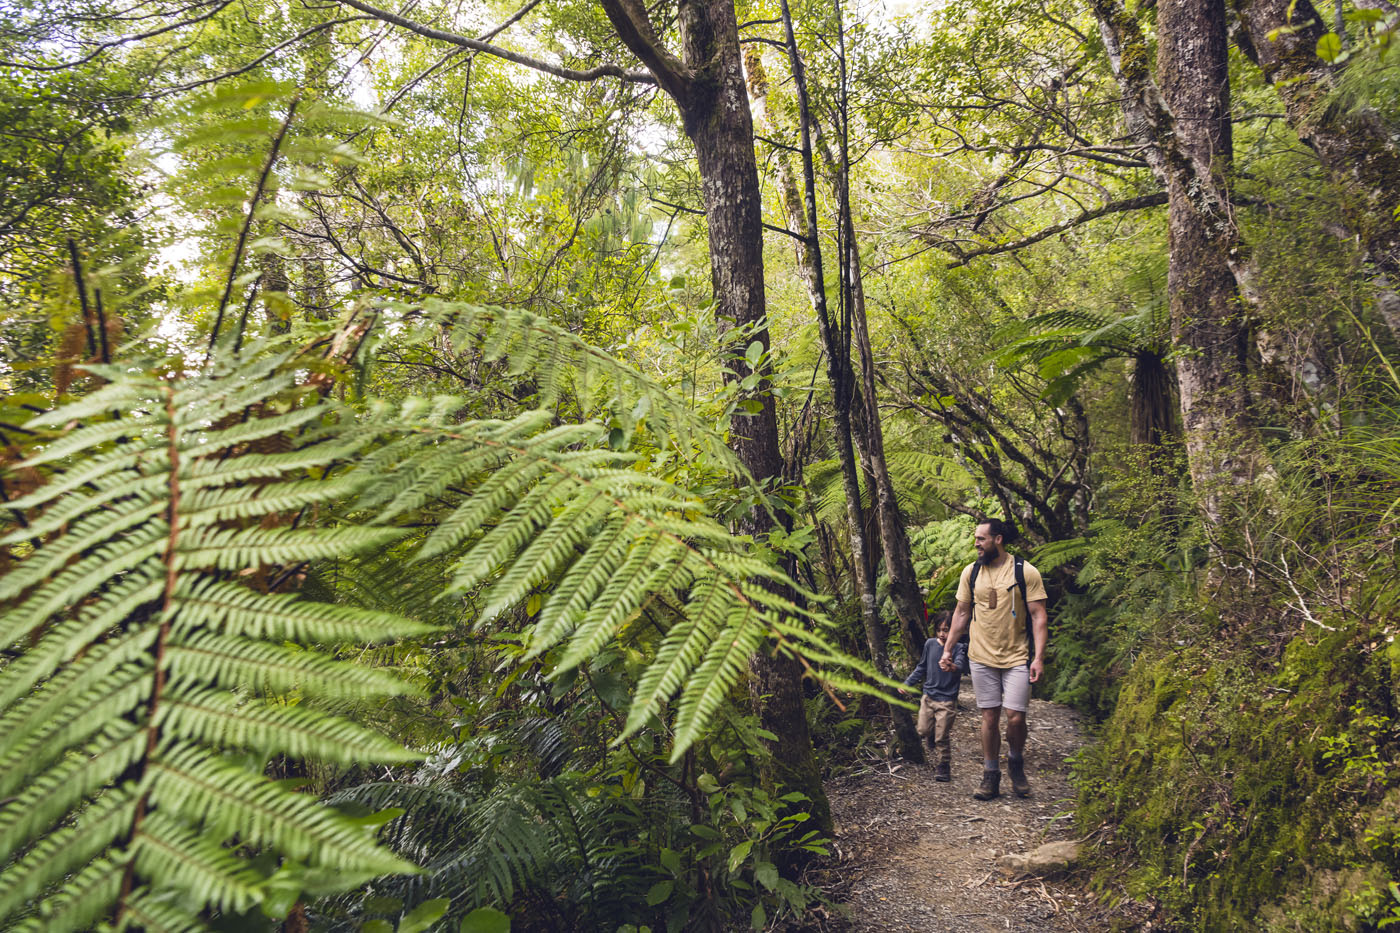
[969,661,1031,712]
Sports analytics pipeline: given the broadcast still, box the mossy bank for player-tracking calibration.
[1074,610,1400,931]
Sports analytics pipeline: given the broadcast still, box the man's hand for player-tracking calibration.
[939,654,956,672]
[1029,658,1043,683]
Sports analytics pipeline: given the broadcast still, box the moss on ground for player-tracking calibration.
[1075,614,1400,931]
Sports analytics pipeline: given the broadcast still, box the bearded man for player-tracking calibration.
[940,518,1049,800]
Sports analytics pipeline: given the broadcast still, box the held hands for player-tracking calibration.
[938,654,956,672]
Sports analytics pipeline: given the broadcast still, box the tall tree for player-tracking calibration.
[1093,0,1271,532]
[337,0,833,832]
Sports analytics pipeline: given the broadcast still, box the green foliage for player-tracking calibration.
[0,349,426,929]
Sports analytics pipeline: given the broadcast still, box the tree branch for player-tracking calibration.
[938,191,1167,266]
[595,0,693,105]
[334,0,655,85]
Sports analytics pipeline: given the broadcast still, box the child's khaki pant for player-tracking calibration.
[916,696,957,765]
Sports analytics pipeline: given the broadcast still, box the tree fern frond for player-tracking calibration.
[673,617,766,754]
[623,578,729,735]
[0,723,145,863]
[147,744,417,876]
[1,350,428,928]
[381,301,743,483]
[117,888,215,933]
[0,448,168,524]
[159,687,422,764]
[179,525,407,570]
[6,854,125,933]
[0,530,166,641]
[20,416,158,468]
[166,632,414,697]
[170,578,437,642]
[552,537,690,673]
[0,498,164,602]
[0,572,162,707]
[527,522,634,651]
[0,664,150,798]
[132,812,266,914]
[0,788,138,920]
[183,476,365,526]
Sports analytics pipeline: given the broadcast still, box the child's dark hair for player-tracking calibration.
[930,609,953,631]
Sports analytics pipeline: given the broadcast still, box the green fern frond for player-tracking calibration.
[0,350,428,928]
[170,578,436,643]
[159,687,421,764]
[401,299,745,475]
[6,854,126,933]
[167,632,415,697]
[147,744,416,876]
[132,812,266,914]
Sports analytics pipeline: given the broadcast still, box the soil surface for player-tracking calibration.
[813,683,1130,932]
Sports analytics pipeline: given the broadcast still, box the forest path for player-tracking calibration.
[818,684,1109,932]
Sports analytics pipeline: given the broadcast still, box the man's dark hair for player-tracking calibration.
[978,517,1020,545]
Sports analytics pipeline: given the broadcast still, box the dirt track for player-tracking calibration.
[816,683,1129,932]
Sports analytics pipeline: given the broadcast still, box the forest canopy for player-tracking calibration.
[2,0,1399,929]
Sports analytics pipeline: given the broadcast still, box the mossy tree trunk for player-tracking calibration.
[1093,0,1271,533]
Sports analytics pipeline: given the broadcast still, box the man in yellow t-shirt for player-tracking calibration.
[940,518,1049,801]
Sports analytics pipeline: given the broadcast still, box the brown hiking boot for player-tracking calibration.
[973,770,1000,800]
[1008,757,1031,797]
[934,761,951,782]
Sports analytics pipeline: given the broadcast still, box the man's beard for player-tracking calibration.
[976,545,1001,566]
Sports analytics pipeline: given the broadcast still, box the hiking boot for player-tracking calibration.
[934,761,951,782]
[1008,757,1031,797]
[973,770,1000,800]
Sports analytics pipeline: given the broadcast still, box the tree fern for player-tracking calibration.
[0,349,429,930]
[1,314,883,927]
[345,396,859,756]
[389,299,753,482]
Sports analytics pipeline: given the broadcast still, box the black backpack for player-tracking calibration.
[968,555,1034,664]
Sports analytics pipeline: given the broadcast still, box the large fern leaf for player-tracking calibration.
[346,397,859,757]
[0,350,429,930]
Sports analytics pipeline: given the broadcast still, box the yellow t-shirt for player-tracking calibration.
[955,558,1047,668]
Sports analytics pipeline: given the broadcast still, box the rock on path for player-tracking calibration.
[817,683,1110,932]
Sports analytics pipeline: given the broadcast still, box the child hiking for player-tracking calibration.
[901,611,970,782]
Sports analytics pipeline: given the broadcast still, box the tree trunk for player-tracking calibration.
[1159,0,1270,526]
[1130,349,1177,449]
[1234,0,1400,340]
[1094,0,1271,530]
[605,0,835,833]
[747,38,923,761]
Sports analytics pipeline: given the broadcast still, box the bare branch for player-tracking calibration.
[933,191,1168,266]
[334,0,655,85]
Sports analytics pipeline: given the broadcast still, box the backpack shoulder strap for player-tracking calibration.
[966,561,980,625]
[1015,555,1033,664]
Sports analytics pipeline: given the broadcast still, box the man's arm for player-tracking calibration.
[1028,598,1049,682]
[939,601,973,671]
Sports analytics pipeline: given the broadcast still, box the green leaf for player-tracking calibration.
[750,902,766,930]
[399,898,450,933]
[754,861,779,892]
[728,839,753,874]
[459,906,511,933]
[1316,32,1342,61]
[645,880,674,906]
